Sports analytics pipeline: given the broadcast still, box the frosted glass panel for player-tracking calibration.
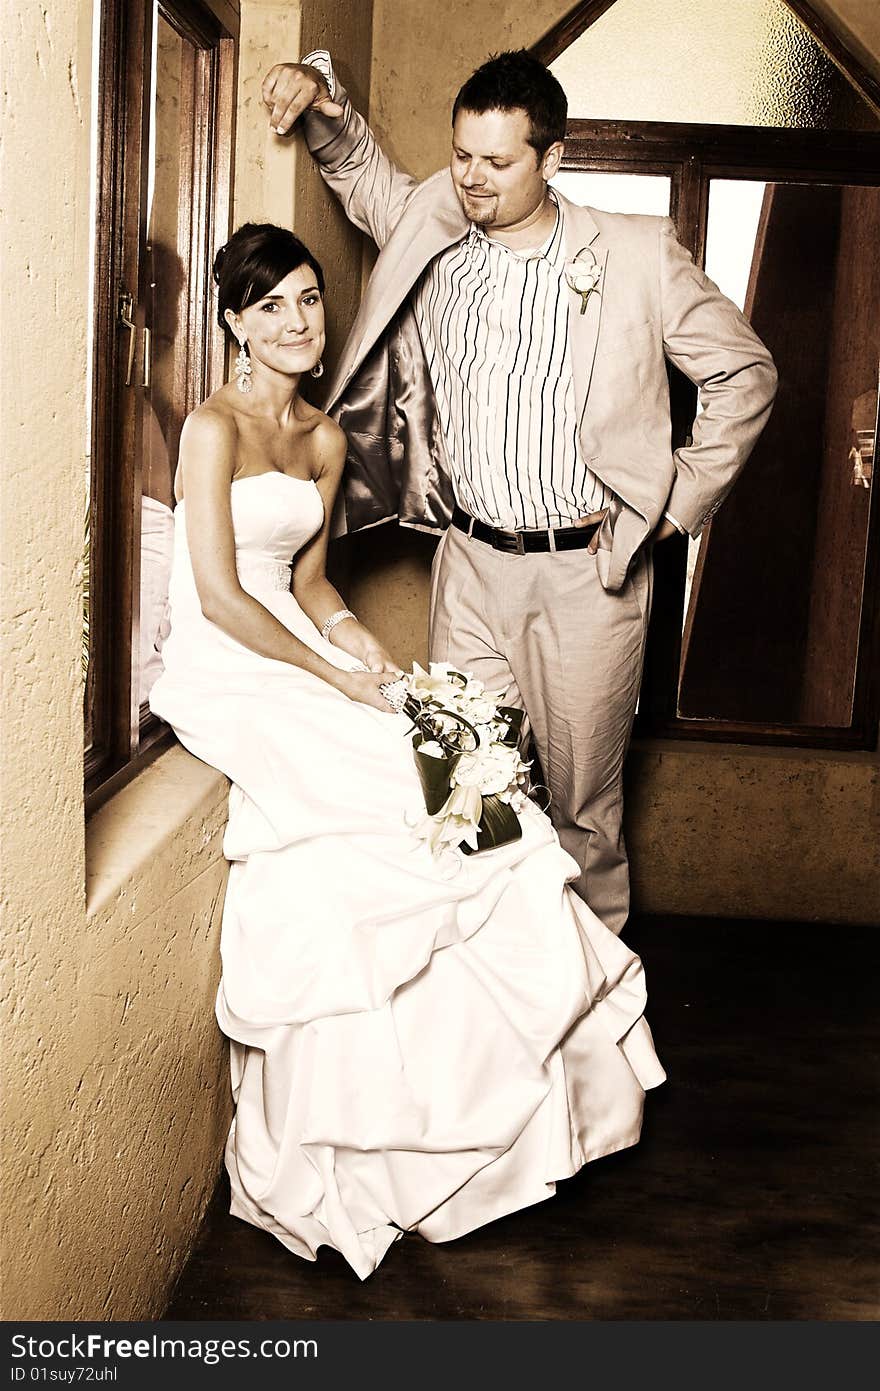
[551,0,878,130]
[551,171,671,216]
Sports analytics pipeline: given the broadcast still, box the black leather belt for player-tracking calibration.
[451,504,600,554]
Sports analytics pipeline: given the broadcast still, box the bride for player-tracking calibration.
[149,221,665,1280]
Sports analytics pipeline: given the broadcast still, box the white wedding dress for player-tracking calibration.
[149,471,665,1280]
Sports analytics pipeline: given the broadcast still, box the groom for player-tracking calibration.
[261,49,777,935]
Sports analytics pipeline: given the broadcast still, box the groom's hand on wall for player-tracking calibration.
[262,63,343,135]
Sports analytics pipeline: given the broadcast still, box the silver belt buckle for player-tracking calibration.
[514,531,525,556]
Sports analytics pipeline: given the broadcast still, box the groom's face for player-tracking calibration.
[451,107,554,231]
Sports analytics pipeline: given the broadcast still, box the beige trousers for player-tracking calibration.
[429,525,653,936]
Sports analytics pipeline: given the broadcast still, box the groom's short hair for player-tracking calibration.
[452,50,568,158]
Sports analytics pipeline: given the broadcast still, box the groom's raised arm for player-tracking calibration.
[262,52,419,250]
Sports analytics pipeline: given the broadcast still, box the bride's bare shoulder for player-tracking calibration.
[299,401,346,472]
[183,394,239,445]
[180,396,244,462]
[176,398,239,499]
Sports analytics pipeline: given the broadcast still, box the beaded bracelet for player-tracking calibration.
[320,608,356,642]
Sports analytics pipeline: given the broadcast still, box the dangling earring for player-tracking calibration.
[310,361,324,379]
[234,339,252,394]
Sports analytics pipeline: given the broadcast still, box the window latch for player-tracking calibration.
[118,289,136,386]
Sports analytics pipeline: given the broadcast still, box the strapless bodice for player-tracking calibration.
[170,471,324,601]
[152,467,365,686]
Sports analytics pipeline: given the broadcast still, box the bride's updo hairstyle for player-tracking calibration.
[213,222,325,338]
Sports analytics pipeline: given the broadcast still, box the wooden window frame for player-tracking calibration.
[85,0,237,813]
[557,121,880,749]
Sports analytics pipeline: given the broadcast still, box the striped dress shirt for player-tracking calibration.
[412,199,611,531]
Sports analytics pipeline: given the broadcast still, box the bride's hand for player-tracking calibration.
[357,640,401,675]
[340,670,404,712]
[334,626,401,674]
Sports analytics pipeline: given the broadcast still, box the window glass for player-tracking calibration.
[551,171,671,217]
[83,0,233,801]
[679,179,879,727]
[551,0,878,130]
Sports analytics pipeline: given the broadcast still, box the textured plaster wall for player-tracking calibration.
[234,0,373,378]
[0,0,374,1323]
[78,755,231,1319]
[0,0,234,1322]
[625,745,878,922]
[2,751,232,1321]
[369,0,568,176]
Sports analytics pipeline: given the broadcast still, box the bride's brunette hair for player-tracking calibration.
[213,222,325,337]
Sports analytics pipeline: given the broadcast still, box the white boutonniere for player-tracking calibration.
[564,247,602,315]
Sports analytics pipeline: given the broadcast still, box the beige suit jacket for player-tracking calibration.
[304,91,777,591]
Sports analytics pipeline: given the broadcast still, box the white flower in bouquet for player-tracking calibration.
[462,675,504,701]
[407,661,466,705]
[416,740,447,758]
[415,782,483,853]
[496,773,529,809]
[458,693,499,726]
[482,718,515,745]
[508,788,528,813]
[451,743,525,797]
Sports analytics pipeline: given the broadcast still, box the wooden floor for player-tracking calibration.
[164,916,878,1321]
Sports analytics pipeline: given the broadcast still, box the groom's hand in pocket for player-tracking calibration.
[574,507,608,555]
[262,63,344,135]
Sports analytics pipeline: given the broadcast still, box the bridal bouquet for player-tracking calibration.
[381,663,530,857]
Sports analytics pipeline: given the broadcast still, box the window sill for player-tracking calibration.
[86,742,230,920]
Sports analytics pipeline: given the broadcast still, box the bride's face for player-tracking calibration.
[229,264,325,379]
